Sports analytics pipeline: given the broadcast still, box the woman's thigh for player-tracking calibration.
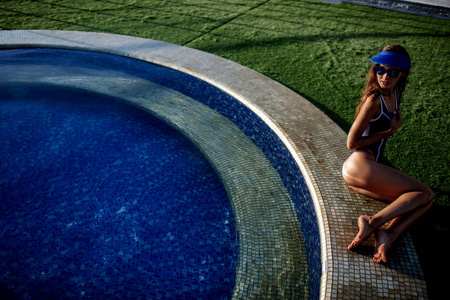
[342,150,427,201]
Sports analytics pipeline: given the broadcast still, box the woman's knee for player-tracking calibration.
[424,185,434,203]
[418,184,434,206]
[342,155,367,187]
[342,168,363,190]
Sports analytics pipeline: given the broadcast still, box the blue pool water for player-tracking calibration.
[0,84,237,299]
[0,48,321,299]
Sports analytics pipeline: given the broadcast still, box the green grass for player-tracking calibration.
[1,0,449,298]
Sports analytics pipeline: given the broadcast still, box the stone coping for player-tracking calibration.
[0,30,428,299]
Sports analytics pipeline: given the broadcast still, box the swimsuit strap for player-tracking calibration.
[395,88,398,110]
[377,93,391,119]
[379,89,399,117]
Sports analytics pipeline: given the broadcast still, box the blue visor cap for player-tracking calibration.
[370,51,411,69]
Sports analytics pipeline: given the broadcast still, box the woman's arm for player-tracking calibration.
[347,94,403,150]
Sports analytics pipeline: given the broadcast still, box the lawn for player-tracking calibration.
[1,0,449,298]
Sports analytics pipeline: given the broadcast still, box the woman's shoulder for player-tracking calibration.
[361,92,381,108]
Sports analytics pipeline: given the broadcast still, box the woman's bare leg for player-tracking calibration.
[373,199,432,262]
[343,150,433,261]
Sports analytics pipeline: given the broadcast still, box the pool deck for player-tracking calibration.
[0,30,428,299]
[332,0,450,18]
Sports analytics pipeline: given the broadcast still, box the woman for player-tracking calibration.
[342,44,433,263]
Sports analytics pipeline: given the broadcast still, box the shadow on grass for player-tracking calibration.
[411,199,450,300]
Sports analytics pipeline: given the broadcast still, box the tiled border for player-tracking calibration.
[0,30,428,299]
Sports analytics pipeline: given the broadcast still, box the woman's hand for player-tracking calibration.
[390,110,403,135]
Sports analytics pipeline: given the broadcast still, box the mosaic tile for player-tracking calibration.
[0,78,238,298]
[1,48,315,299]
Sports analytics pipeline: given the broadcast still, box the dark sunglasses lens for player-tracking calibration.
[375,66,386,75]
[388,69,400,78]
[375,67,400,78]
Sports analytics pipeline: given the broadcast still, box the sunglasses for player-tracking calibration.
[375,66,402,78]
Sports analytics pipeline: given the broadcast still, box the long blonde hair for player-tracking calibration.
[355,44,411,117]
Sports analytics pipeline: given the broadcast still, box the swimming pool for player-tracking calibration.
[1,47,320,298]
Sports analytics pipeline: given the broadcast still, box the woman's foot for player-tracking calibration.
[348,216,376,250]
[373,229,396,263]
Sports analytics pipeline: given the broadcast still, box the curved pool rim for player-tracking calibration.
[1,30,430,299]
[1,46,315,298]
[0,30,328,298]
